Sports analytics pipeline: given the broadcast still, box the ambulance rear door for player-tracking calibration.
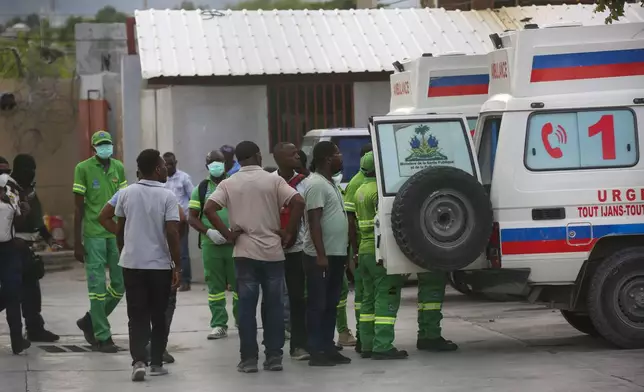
[370,114,483,275]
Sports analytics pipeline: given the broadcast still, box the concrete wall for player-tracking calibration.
[76,23,127,76]
[121,55,144,183]
[0,78,79,240]
[169,85,271,178]
[353,81,391,126]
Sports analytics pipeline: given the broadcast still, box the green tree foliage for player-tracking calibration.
[94,6,129,23]
[0,6,130,79]
[175,1,210,9]
[595,0,643,23]
[233,0,357,10]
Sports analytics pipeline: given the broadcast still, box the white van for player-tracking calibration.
[300,128,370,189]
[372,22,644,348]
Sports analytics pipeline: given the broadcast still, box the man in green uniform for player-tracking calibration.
[356,152,407,360]
[74,131,127,353]
[416,272,458,351]
[340,143,372,352]
[188,150,238,340]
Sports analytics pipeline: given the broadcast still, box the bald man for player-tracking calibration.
[188,150,238,340]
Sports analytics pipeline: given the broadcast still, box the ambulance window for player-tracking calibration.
[375,119,475,196]
[477,116,502,187]
[331,136,371,180]
[525,108,637,171]
[467,117,478,137]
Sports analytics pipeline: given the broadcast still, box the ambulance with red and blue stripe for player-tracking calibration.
[469,22,644,348]
[388,52,489,135]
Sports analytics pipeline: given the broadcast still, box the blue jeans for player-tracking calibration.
[0,242,24,344]
[235,258,285,360]
[305,254,345,354]
[180,231,191,284]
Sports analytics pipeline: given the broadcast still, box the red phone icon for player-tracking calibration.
[541,122,565,159]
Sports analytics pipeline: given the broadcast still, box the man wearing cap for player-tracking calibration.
[73,130,127,353]
[356,152,407,360]
[220,145,241,176]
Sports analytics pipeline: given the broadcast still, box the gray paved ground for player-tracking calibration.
[1,266,643,392]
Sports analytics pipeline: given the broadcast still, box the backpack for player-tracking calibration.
[197,179,210,249]
[280,174,306,230]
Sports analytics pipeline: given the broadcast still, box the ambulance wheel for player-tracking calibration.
[587,247,644,349]
[560,310,599,337]
[391,167,493,272]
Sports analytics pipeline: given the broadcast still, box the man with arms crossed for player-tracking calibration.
[203,141,305,374]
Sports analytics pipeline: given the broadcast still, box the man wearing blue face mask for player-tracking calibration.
[188,150,238,340]
[73,131,127,353]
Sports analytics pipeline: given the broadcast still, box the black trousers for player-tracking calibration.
[166,288,177,338]
[0,244,45,333]
[123,268,172,366]
[304,255,345,354]
[0,242,23,345]
[284,251,306,353]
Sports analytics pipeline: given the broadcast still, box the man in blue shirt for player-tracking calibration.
[163,152,194,291]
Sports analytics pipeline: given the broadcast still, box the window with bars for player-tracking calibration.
[267,82,354,149]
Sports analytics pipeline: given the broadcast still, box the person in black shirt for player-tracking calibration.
[0,156,31,354]
[1,154,60,342]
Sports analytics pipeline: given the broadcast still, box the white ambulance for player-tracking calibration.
[389,53,488,134]
[300,53,489,191]
[371,22,644,348]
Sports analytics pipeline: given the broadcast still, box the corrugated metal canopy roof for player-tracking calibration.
[135,5,644,79]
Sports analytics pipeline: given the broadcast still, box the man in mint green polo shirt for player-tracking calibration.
[73,130,127,353]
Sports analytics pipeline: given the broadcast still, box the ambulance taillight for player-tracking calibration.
[487,222,501,268]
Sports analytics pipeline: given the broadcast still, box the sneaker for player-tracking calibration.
[27,329,60,342]
[149,365,169,376]
[207,327,228,340]
[326,350,351,364]
[308,353,336,367]
[131,362,146,382]
[360,351,372,359]
[290,347,310,361]
[263,356,283,371]
[417,337,459,352]
[11,337,31,355]
[334,342,343,351]
[178,283,191,292]
[237,359,259,373]
[94,339,119,353]
[372,348,409,360]
[163,350,176,364]
[338,330,357,347]
[76,313,96,345]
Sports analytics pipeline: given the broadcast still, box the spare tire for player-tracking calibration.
[391,167,492,272]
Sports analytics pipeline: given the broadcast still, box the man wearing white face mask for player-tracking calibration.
[188,150,238,340]
[73,131,127,353]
